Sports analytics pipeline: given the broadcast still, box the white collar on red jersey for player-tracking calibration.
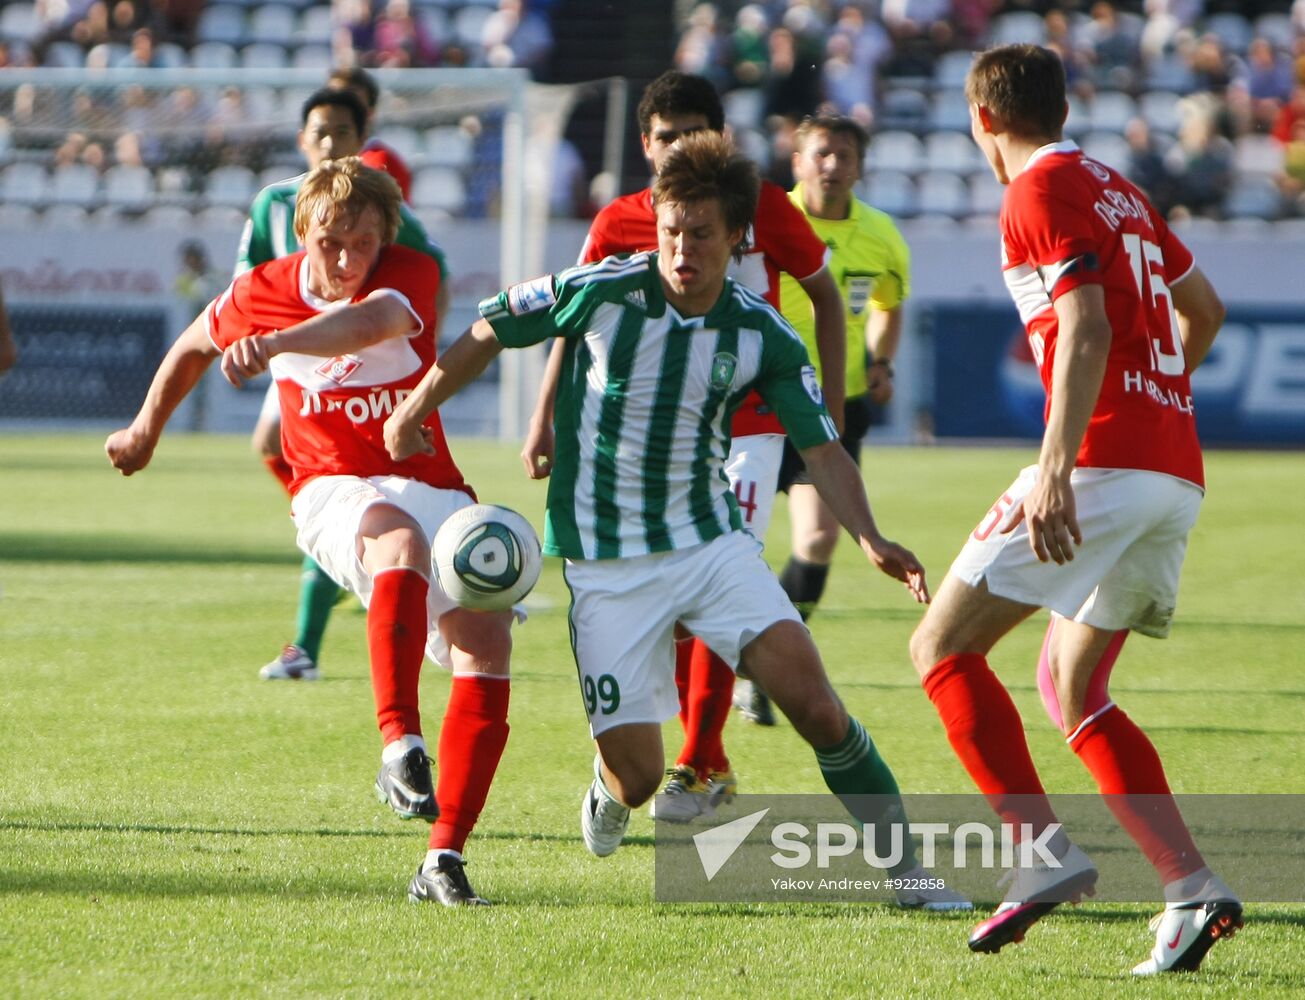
[1025,139,1080,170]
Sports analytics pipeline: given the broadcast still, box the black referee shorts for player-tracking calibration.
[777,394,876,493]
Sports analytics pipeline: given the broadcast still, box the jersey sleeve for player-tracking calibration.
[753,320,839,450]
[203,274,254,351]
[753,182,828,283]
[1003,172,1103,301]
[870,217,911,311]
[374,249,439,336]
[578,208,619,264]
[235,188,276,276]
[481,264,609,347]
[396,206,449,279]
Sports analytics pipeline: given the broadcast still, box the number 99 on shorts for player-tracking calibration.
[582,673,621,716]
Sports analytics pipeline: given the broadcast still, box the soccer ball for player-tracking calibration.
[432,503,542,612]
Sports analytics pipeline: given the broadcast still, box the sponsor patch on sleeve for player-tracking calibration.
[506,275,557,316]
[800,365,823,405]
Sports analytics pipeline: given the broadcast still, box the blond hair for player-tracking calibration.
[293,157,402,246]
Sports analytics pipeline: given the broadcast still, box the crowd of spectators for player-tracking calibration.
[673,0,1305,221]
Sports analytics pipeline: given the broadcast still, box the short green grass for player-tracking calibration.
[1,435,1301,998]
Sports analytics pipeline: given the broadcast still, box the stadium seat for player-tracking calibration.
[1254,13,1294,51]
[49,163,101,206]
[143,204,196,229]
[296,5,334,45]
[722,88,764,130]
[0,203,38,229]
[205,165,257,209]
[154,42,189,68]
[866,130,924,173]
[877,87,929,131]
[1088,91,1137,133]
[924,130,981,174]
[915,171,969,218]
[1145,54,1197,94]
[375,125,423,162]
[969,170,1005,216]
[196,5,248,47]
[452,3,492,45]
[42,204,91,228]
[1081,131,1130,171]
[241,42,290,69]
[1,162,50,207]
[190,41,239,69]
[864,170,916,218]
[928,90,971,132]
[196,204,249,230]
[416,7,450,41]
[1138,91,1182,135]
[248,5,297,46]
[154,166,194,204]
[258,164,300,189]
[411,166,467,214]
[0,3,37,40]
[733,126,770,170]
[933,50,973,90]
[1233,135,1285,177]
[1224,175,1282,220]
[42,40,85,67]
[1063,93,1090,137]
[988,11,1044,46]
[423,125,473,168]
[292,44,333,69]
[1204,13,1252,55]
[102,164,154,211]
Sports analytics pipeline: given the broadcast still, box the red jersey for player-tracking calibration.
[581,181,829,436]
[205,247,470,497]
[362,139,413,202]
[1001,140,1204,488]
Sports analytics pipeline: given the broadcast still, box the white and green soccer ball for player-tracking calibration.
[432,503,542,612]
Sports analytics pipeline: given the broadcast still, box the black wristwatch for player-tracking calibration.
[869,358,894,378]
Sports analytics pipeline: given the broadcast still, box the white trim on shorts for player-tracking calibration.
[723,432,784,545]
[948,465,1202,637]
[291,475,524,667]
[563,530,803,736]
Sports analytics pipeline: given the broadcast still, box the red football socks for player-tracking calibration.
[430,675,511,855]
[367,567,429,746]
[677,639,734,779]
[922,652,1061,838]
[1070,707,1205,883]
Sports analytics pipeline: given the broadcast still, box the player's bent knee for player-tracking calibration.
[440,608,514,672]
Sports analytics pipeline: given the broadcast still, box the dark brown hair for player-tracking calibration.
[651,131,758,260]
[965,44,1067,139]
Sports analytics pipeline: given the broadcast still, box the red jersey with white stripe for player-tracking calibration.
[205,246,470,497]
[361,139,413,202]
[581,181,829,436]
[1001,140,1204,488]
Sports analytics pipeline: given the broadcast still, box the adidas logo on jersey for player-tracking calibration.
[624,289,646,309]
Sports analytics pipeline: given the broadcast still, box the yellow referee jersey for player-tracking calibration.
[779,182,911,400]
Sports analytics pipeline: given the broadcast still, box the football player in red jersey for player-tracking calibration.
[107,159,511,907]
[523,70,855,827]
[908,44,1241,972]
[328,67,413,202]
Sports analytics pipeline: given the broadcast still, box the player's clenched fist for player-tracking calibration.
[383,411,436,461]
[105,425,157,476]
[221,334,273,387]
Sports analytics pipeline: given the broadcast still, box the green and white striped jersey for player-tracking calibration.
[234,172,447,278]
[481,251,838,560]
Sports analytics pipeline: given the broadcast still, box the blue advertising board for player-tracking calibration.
[0,306,167,421]
[929,303,1305,445]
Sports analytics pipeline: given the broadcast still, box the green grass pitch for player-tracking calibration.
[1,434,1302,998]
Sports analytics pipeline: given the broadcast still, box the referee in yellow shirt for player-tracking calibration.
[741,114,910,725]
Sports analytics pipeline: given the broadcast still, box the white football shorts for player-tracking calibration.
[563,530,803,736]
[723,432,784,545]
[291,474,524,667]
[949,465,1203,637]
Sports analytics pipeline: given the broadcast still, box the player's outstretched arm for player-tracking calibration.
[106,317,219,476]
[800,439,929,603]
[800,266,847,430]
[385,317,503,461]
[1169,265,1225,372]
[520,338,565,479]
[1009,283,1112,564]
[219,291,418,388]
